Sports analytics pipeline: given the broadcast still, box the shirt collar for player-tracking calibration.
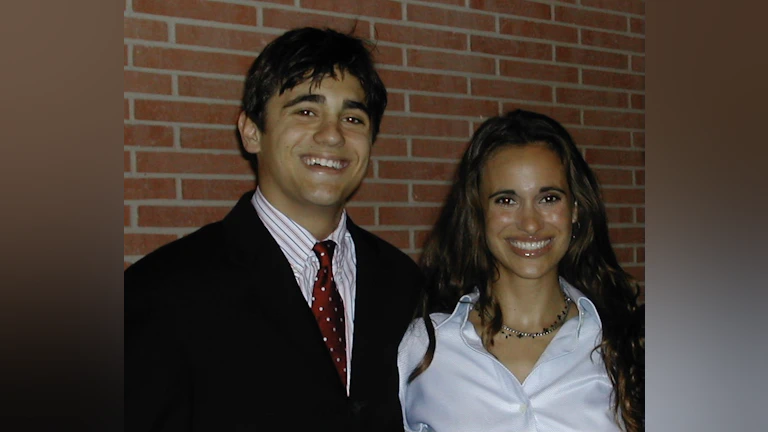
[252,187,349,270]
[449,277,602,339]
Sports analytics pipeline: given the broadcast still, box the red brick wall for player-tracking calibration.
[124,0,645,283]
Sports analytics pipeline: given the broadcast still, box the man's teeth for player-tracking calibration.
[306,157,343,169]
[511,239,551,250]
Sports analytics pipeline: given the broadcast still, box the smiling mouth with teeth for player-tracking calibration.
[510,239,551,250]
[304,157,345,170]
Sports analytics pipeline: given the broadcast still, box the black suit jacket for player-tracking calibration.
[125,192,423,432]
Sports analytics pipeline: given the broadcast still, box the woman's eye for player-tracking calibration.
[495,197,516,206]
[541,195,561,204]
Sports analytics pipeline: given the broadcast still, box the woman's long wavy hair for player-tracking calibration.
[410,110,645,431]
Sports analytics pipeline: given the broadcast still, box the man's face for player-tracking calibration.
[239,72,372,224]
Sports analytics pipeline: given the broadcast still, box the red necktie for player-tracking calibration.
[311,240,347,387]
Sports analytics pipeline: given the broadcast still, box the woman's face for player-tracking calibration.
[479,142,577,283]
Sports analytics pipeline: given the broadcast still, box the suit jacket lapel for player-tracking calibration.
[221,192,347,395]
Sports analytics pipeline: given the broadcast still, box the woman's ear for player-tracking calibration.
[572,200,579,224]
[238,111,262,154]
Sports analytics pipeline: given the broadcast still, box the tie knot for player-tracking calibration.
[313,240,336,268]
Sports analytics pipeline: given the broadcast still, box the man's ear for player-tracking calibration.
[238,111,262,154]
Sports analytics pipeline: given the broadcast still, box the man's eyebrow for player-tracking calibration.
[282,94,324,109]
[344,100,369,115]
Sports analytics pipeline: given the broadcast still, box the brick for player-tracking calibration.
[501,103,581,125]
[583,70,644,90]
[345,206,375,225]
[178,76,244,101]
[419,0,464,5]
[350,182,409,202]
[176,25,274,53]
[412,139,468,160]
[632,131,644,148]
[414,229,432,250]
[630,18,645,35]
[263,9,373,33]
[554,6,627,32]
[124,233,178,255]
[379,160,457,181]
[601,188,644,205]
[469,0,551,20]
[556,46,627,69]
[124,17,168,41]
[613,245,634,263]
[634,169,645,186]
[636,246,645,262]
[583,109,644,129]
[609,226,644,244]
[381,115,470,138]
[635,207,644,223]
[472,79,552,102]
[125,124,174,147]
[371,138,408,157]
[124,178,177,200]
[593,168,633,186]
[374,23,467,50]
[301,0,401,20]
[125,44,128,66]
[378,70,467,94]
[181,127,241,150]
[125,205,131,226]
[125,99,130,119]
[624,265,645,282]
[138,205,230,227]
[135,100,240,125]
[581,0,645,16]
[582,29,645,53]
[410,95,498,117]
[630,93,644,110]
[557,88,628,108]
[133,0,257,26]
[373,45,404,67]
[413,184,452,203]
[380,206,441,227]
[605,206,634,223]
[471,35,552,61]
[408,49,495,75]
[134,46,253,76]
[584,148,644,167]
[500,59,579,84]
[386,92,406,112]
[124,70,172,95]
[368,229,410,249]
[500,18,578,44]
[631,55,645,72]
[568,128,631,148]
[408,4,495,32]
[136,152,253,175]
[181,179,254,200]
[125,151,132,172]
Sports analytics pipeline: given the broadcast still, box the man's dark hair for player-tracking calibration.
[241,27,388,142]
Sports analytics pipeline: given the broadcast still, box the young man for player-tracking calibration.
[125,27,423,431]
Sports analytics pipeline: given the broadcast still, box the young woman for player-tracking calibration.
[398,110,644,432]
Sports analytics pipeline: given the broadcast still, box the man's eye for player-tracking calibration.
[345,116,365,125]
[297,109,315,116]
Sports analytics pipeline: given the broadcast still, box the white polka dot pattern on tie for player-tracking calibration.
[311,240,347,388]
